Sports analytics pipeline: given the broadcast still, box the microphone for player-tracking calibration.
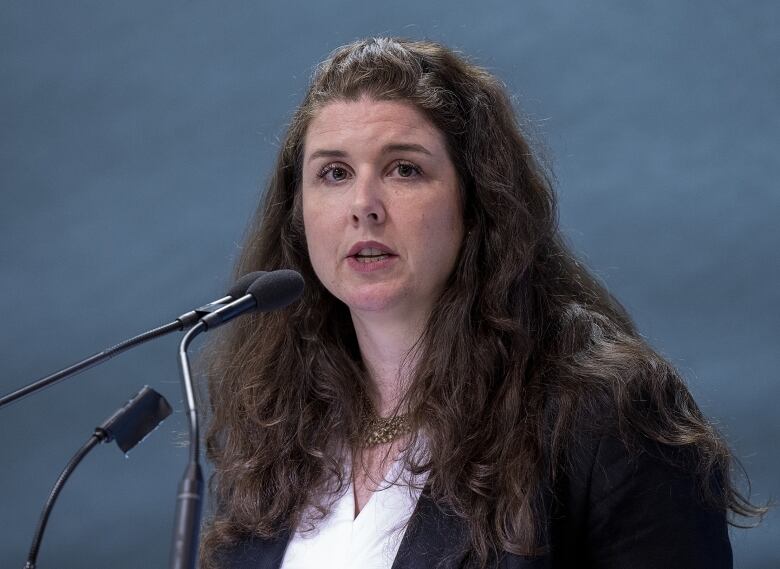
[169,269,304,569]
[199,269,305,330]
[0,271,269,410]
[175,270,267,328]
[25,386,172,569]
[226,270,268,300]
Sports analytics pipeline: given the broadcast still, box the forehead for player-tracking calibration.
[303,98,446,153]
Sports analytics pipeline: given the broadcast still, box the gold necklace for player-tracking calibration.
[360,412,411,446]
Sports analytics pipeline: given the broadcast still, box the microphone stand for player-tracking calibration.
[168,321,207,569]
[166,270,307,569]
[5,270,304,569]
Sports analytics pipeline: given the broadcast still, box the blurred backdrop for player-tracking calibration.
[1,2,777,567]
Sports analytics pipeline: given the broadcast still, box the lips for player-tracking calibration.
[347,240,397,259]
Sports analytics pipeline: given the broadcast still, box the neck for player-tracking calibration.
[349,309,427,416]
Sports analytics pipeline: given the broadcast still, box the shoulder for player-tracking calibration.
[547,423,733,569]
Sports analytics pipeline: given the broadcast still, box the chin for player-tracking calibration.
[343,294,400,314]
[338,283,408,314]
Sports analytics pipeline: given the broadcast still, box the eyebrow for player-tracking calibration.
[382,143,433,156]
[306,143,433,164]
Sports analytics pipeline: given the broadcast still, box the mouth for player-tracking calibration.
[347,241,397,264]
[352,248,392,264]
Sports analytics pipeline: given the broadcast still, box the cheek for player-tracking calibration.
[429,199,464,245]
[302,200,325,268]
[302,200,341,287]
[415,207,464,274]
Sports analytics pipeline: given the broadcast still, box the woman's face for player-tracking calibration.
[301,97,464,321]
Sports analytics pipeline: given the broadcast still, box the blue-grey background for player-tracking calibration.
[1,1,777,567]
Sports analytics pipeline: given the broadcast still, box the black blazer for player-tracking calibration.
[218,433,732,569]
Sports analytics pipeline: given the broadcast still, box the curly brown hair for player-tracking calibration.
[200,37,762,567]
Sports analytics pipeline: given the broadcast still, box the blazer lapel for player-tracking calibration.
[220,531,290,569]
[391,488,552,569]
[391,489,470,569]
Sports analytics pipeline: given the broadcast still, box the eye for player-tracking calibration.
[391,160,422,178]
[317,163,351,183]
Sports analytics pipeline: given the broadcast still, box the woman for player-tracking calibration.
[201,38,762,568]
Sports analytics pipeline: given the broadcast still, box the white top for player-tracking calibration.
[279,458,427,569]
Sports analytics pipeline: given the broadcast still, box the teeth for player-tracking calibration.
[355,255,388,263]
[357,247,385,256]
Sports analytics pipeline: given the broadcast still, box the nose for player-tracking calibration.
[349,175,386,226]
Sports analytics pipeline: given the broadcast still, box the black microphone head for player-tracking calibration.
[227,271,267,299]
[98,386,173,454]
[246,269,305,312]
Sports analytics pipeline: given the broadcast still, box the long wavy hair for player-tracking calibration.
[201,37,762,567]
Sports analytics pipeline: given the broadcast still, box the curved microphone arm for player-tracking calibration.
[178,321,206,464]
[169,321,207,569]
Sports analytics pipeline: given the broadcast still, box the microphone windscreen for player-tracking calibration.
[227,271,267,299]
[247,269,305,312]
[99,386,173,454]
